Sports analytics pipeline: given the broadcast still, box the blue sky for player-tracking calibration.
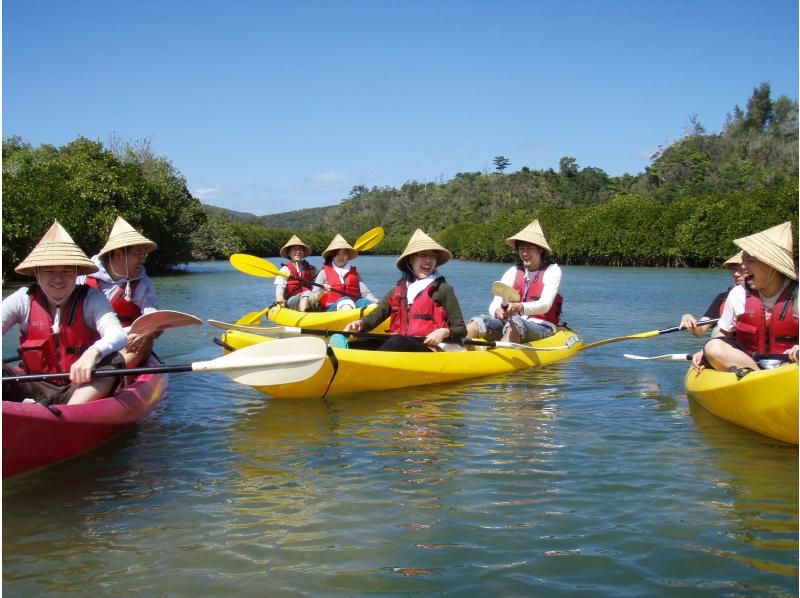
[3,0,798,216]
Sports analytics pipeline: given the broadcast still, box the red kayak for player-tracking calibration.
[2,359,168,478]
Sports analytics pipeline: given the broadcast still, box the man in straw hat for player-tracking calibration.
[466,219,564,344]
[680,251,746,337]
[78,216,159,368]
[692,222,798,376]
[313,233,378,311]
[2,220,127,405]
[344,229,466,352]
[275,234,318,312]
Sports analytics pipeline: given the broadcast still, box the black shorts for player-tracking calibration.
[2,351,125,405]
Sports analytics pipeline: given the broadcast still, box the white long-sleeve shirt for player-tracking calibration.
[76,255,159,315]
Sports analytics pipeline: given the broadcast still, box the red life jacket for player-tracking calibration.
[512,265,563,325]
[319,265,361,309]
[388,278,449,336]
[84,277,142,326]
[282,260,316,299]
[19,285,100,386]
[734,282,798,354]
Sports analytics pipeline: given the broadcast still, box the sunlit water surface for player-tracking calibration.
[3,257,797,596]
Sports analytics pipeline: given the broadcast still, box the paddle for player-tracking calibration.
[128,310,203,335]
[491,281,520,311]
[2,337,328,387]
[624,352,791,362]
[578,319,721,352]
[207,319,572,352]
[235,226,385,325]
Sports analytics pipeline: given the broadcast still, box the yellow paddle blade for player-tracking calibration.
[354,226,385,252]
[490,281,520,303]
[229,254,285,278]
[236,308,270,325]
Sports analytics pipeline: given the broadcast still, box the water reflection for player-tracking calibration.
[687,399,799,578]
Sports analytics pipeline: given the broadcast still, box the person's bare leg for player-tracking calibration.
[703,338,758,372]
[67,378,117,405]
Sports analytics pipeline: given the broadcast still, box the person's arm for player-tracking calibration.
[84,289,127,358]
[487,266,517,318]
[135,275,160,314]
[2,288,30,336]
[436,283,466,341]
[358,280,378,303]
[274,268,289,302]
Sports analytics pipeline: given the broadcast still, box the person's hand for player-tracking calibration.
[495,306,508,321]
[324,283,332,292]
[691,350,705,373]
[70,347,100,384]
[787,345,799,363]
[275,299,286,306]
[506,302,523,317]
[679,313,698,331]
[344,320,363,332]
[126,332,151,353]
[370,297,379,304]
[424,328,450,347]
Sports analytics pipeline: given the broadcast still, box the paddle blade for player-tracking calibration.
[230,254,283,278]
[199,336,327,386]
[129,310,203,335]
[354,226,385,252]
[236,308,269,326]
[491,281,520,303]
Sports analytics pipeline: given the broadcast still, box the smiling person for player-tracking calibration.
[680,251,746,337]
[79,216,159,368]
[2,220,127,405]
[314,234,378,311]
[692,222,799,375]
[274,235,318,312]
[466,219,563,343]
[344,229,466,352]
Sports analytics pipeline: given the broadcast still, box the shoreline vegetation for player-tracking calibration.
[3,83,797,281]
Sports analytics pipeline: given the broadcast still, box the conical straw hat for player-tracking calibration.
[734,222,796,280]
[505,219,552,254]
[722,250,743,269]
[396,229,452,270]
[322,234,358,261]
[15,220,98,276]
[279,234,311,259]
[98,216,157,257]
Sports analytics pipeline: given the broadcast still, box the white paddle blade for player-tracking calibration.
[129,310,203,335]
[623,353,692,361]
[195,337,327,385]
[207,319,302,336]
[491,281,520,303]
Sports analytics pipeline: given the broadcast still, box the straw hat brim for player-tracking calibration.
[16,242,98,276]
[99,234,158,257]
[279,235,312,259]
[395,240,452,269]
[505,233,552,254]
[734,237,797,280]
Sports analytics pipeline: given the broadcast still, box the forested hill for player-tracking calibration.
[205,83,798,265]
[2,83,797,280]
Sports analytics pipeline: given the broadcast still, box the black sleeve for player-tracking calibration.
[702,291,728,320]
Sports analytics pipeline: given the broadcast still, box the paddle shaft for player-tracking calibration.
[3,363,198,383]
[580,318,721,351]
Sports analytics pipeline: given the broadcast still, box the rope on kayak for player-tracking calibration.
[321,346,340,400]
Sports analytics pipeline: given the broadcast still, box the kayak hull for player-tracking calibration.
[267,304,389,332]
[222,328,583,398]
[2,360,168,478]
[685,364,798,444]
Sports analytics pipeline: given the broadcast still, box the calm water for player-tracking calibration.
[3,257,798,596]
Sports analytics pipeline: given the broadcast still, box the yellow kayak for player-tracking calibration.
[221,328,583,398]
[267,304,389,332]
[685,364,798,444]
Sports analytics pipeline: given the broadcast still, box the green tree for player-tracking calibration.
[493,156,511,173]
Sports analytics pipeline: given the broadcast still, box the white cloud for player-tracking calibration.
[309,171,354,184]
[192,187,221,199]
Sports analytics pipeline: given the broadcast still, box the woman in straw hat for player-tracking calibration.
[274,234,318,312]
[466,219,563,344]
[2,220,127,405]
[692,222,799,376]
[78,216,159,368]
[680,251,746,337]
[313,234,378,311]
[344,229,466,352]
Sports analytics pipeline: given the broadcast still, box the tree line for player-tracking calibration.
[2,83,796,281]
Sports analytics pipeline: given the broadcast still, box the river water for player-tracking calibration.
[3,257,797,596]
